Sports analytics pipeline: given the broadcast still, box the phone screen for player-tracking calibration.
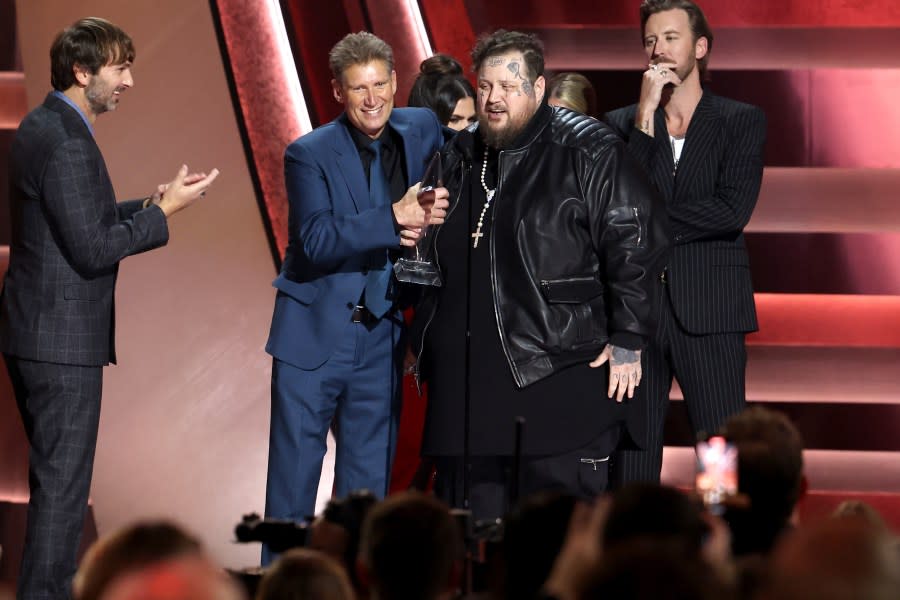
[695,435,738,514]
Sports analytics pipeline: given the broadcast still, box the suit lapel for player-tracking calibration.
[674,91,719,201]
[332,115,368,213]
[651,107,676,201]
[390,111,425,184]
[331,111,426,213]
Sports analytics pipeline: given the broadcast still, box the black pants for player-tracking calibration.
[4,354,103,600]
[433,426,620,523]
[610,288,747,486]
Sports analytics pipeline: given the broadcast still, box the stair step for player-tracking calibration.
[749,294,900,348]
[668,345,900,405]
[661,447,900,493]
[663,399,900,451]
[749,168,900,233]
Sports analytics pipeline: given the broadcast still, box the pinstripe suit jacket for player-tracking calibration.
[604,91,766,335]
[0,93,169,367]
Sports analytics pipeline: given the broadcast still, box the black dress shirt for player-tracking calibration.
[348,124,408,213]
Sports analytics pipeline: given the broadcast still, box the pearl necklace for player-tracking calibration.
[472,147,495,248]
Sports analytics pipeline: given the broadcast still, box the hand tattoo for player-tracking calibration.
[610,345,639,365]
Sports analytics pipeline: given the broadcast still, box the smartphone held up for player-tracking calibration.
[695,435,738,514]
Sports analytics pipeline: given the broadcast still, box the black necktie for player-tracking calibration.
[363,140,394,317]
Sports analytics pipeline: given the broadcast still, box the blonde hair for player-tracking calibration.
[548,72,597,116]
[328,31,393,82]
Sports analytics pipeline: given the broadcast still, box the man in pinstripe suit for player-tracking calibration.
[604,0,766,483]
[0,18,217,600]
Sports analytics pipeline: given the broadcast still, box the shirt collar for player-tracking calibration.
[52,90,94,136]
[348,122,395,155]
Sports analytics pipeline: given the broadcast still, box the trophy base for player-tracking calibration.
[393,259,442,287]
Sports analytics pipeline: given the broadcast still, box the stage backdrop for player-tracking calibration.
[4,0,276,570]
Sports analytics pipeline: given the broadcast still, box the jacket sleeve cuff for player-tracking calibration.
[609,332,644,351]
[627,128,656,168]
[391,206,401,234]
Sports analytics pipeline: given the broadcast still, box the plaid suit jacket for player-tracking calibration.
[0,93,169,366]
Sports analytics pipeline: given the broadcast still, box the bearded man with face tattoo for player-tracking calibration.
[411,30,671,521]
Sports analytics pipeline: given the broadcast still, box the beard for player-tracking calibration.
[478,113,529,150]
[656,54,697,85]
[85,78,118,114]
[674,56,697,82]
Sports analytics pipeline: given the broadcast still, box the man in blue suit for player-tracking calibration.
[263,32,448,563]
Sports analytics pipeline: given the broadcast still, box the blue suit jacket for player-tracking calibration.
[266,108,444,369]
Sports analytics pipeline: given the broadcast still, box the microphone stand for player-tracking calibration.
[510,416,525,508]
[458,139,476,597]
[462,145,475,512]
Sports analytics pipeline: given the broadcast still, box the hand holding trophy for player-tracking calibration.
[394,151,445,286]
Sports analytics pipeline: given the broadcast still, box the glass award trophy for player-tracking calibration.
[393,151,443,286]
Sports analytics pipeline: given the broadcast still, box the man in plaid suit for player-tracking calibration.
[0,17,218,600]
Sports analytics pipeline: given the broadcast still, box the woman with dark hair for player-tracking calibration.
[408,53,476,131]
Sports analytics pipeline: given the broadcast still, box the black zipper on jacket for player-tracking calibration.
[488,150,525,388]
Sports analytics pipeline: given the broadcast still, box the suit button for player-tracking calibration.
[346,302,354,309]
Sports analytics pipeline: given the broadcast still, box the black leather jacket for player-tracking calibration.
[413,105,671,388]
